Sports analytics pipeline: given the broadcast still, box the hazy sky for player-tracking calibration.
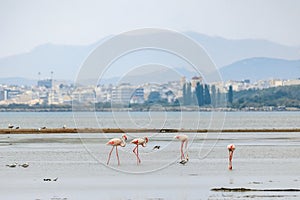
[0,0,300,58]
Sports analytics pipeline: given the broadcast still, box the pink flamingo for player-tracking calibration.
[106,134,128,165]
[174,134,188,160]
[131,137,149,164]
[227,144,236,170]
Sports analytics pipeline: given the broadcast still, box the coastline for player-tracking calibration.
[0,106,299,112]
[1,127,300,134]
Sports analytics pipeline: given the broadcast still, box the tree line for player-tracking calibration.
[232,85,300,108]
[182,82,232,107]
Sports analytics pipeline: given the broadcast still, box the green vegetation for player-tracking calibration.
[232,85,300,108]
[227,85,233,107]
[182,82,192,105]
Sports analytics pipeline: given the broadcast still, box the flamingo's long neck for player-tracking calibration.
[142,138,148,147]
[120,137,126,147]
[229,150,233,162]
[228,150,234,170]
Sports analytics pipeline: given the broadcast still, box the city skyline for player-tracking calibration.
[1,75,299,107]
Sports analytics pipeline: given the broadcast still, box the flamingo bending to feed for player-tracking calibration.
[131,137,149,164]
[106,134,128,165]
[227,144,236,170]
[174,134,189,161]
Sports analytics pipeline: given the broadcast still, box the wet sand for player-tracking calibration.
[0,132,300,199]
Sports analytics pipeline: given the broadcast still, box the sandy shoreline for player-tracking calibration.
[1,127,300,134]
[1,132,300,199]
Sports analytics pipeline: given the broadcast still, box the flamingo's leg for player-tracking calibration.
[133,145,139,164]
[137,145,141,164]
[133,146,137,155]
[107,146,114,165]
[116,146,120,165]
[184,140,188,159]
[180,141,184,160]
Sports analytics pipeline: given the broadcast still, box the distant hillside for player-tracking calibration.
[185,32,300,68]
[233,85,300,108]
[0,32,300,82]
[0,77,36,86]
[219,57,300,81]
[0,43,92,80]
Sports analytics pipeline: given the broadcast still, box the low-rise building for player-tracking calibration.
[284,78,300,86]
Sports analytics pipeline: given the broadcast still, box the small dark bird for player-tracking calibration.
[43,177,58,182]
[15,126,20,129]
[8,124,14,129]
[19,163,29,168]
[6,163,17,168]
[41,126,46,130]
[153,145,160,150]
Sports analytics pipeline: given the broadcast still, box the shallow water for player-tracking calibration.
[1,111,300,130]
[1,111,300,199]
[0,132,300,199]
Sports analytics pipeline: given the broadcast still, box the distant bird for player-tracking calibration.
[41,126,46,130]
[15,126,20,129]
[43,177,58,182]
[174,134,189,160]
[106,134,128,165]
[6,163,18,168]
[152,145,160,150]
[227,144,236,170]
[19,163,29,168]
[131,137,149,164]
[62,125,67,129]
[8,124,14,129]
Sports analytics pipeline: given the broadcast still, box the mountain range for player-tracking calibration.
[220,57,300,81]
[0,31,299,85]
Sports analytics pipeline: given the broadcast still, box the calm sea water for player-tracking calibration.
[0,111,300,129]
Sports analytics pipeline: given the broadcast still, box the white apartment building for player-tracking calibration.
[111,83,136,104]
